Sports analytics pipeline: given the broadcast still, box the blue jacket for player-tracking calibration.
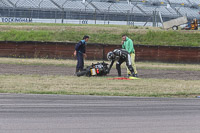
[75,40,86,54]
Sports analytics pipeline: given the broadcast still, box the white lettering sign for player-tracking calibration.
[1,17,32,23]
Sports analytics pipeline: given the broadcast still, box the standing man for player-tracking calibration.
[74,35,89,73]
[121,35,138,77]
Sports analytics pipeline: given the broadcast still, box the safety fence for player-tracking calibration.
[0,41,199,63]
[0,8,164,26]
[1,0,199,26]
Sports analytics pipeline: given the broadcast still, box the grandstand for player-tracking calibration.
[0,0,200,25]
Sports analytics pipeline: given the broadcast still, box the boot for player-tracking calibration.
[134,74,138,77]
[130,72,136,77]
[131,73,138,77]
[74,69,80,76]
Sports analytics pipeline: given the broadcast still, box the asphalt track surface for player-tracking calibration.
[0,94,200,133]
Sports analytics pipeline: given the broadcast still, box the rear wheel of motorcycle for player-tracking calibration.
[76,71,87,77]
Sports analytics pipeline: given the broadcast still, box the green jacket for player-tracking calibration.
[122,37,135,54]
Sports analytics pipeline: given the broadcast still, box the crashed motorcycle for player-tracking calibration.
[76,62,109,77]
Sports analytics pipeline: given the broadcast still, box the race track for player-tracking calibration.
[0,94,200,133]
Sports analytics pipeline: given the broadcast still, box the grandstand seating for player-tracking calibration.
[91,2,118,12]
[62,1,94,10]
[15,0,40,8]
[175,6,200,18]
[168,0,189,5]
[149,0,167,3]
[136,4,177,16]
[115,3,142,14]
[0,0,199,22]
[54,0,68,6]
[90,2,149,14]
[0,0,12,7]
[148,0,168,6]
[189,0,200,5]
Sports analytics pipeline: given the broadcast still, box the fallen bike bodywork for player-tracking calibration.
[76,62,109,77]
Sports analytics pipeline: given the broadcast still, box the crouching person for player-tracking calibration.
[107,49,137,77]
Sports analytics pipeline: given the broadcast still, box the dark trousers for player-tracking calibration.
[116,55,134,76]
[76,52,84,72]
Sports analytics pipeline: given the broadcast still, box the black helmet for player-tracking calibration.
[113,49,121,56]
[107,51,115,61]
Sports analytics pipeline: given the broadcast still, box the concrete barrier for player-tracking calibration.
[0,41,199,63]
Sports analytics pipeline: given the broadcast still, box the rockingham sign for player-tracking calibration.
[1,17,32,23]
[0,17,156,26]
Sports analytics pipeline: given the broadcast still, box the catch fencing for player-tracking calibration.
[0,8,163,26]
[1,0,199,26]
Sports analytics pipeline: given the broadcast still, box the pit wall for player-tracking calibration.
[0,41,199,63]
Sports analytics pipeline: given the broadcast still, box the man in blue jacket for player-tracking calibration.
[74,35,89,73]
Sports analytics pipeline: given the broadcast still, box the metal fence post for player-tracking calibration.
[94,9,96,24]
[153,10,156,27]
[127,10,130,25]
[61,8,64,24]
[108,8,110,24]
[104,12,106,25]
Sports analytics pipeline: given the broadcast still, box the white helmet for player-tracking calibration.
[107,51,115,61]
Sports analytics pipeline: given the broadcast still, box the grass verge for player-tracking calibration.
[0,23,200,46]
[0,74,199,98]
[0,57,199,71]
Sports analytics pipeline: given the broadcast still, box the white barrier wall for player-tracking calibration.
[0,17,160,27]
